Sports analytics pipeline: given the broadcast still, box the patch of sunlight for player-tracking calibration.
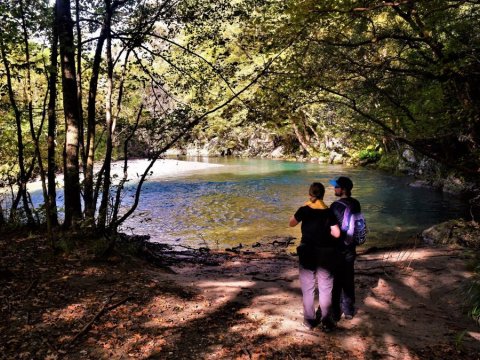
[365,291,390,311]
[399,275,430,299]
[253,293,296,306]
[197,280,254,289]
[382,333,415,360]
[374,278,393,292]
[203,345,233,360]
[339,335,369,353]
[43,303,87,322]
[371,278,419,310]
[282,317,304,331]
[196,280,254,311]
[80,267,105,276]
[240,310,265,322]
[228,321,258,334]
[468,331,480,341]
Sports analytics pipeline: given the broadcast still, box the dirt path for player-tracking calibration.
[1,235,479,359]
[156,246,479,359]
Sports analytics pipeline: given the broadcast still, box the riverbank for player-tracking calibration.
[1,232,479,359]
[21,158,224,194]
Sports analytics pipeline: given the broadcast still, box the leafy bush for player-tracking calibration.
[357,145,382,162]
[466,257,480,325]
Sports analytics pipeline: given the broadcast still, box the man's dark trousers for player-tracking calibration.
[332,257,355,319]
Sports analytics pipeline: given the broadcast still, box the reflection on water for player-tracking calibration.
[121,157,472,249]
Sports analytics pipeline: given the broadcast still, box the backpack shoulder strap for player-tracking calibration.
[336,198,349,208]
[336,199,352,231]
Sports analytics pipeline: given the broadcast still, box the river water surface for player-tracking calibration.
[120,157,472,249]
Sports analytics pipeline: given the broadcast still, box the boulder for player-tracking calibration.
[422,219,480,249]
[271,146,285,158]
[402,149,416,163]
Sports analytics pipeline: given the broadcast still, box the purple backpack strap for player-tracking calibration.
[337,199,354,244]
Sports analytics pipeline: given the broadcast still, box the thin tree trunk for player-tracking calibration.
[84,22,108,221]
[47,5,59,227]
[84,0,128,221]
[57,0,82,228]
[98,2,114,230]
[19,0,53,238]
[109,50,134,231]
[110,103,142,232]
[0,201,4,227]
[0,35,35,225]
[75,0,86,172]
[291,120,316,156]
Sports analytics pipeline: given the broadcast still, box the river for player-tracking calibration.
[119,157,472,249]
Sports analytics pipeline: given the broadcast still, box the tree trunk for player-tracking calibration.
[75,0,86,172]
[84,20,108,221]
[290,118,318,157]
[98,4,114,230]
[56,0,82,228]
[110,50,133,231]
[47,5,59,227]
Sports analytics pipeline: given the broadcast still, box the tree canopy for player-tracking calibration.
[0,0,479,234]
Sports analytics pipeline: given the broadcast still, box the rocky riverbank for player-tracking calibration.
[422,219,480,249]
[166,132,480,198]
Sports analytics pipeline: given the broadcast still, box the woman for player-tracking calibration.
[289,182,340,332]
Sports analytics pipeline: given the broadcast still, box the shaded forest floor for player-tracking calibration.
[1,232,480,359]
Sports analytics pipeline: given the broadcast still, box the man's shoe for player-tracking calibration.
[321,322,335,333]
[331,311,341,322]
[344,314,353,320]
[315,306,322,323]
[302,320,314,330]
[302,319,316,330]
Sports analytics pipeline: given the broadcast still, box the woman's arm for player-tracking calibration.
[330,224,340,238]
[289,216,299,227]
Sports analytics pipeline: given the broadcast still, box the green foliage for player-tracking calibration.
[227,0,480,172]
[54,232,113,258]
[1,0,480,231]
[466,255,480,325]
[377,153,402,173]
[55,237,76,254]
[357,145,382,163]
[454,330,468,351]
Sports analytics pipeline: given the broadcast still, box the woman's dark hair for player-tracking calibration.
[309,182,325,201]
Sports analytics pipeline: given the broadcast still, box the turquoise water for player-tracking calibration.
[120,157,472,249]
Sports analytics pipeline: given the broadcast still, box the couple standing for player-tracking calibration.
[289,176,360,332]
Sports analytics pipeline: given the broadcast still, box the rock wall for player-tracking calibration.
[165,129,479,196]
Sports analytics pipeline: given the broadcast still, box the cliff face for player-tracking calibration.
[167,125,354,165]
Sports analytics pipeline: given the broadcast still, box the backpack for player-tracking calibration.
[337,199,367,245]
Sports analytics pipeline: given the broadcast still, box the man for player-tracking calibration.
[329,176,361,320]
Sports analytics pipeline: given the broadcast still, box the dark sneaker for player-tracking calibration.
[315,306,322,323]
[321,322,335,333]
[344,314,353,320]
[331,311,341,322]
[302,319,316,330]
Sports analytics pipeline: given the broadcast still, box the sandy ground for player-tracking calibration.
[17,159,223,194]
[1,232,479,360]
[106,158,224,181]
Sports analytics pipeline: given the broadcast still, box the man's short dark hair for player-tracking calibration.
[329,176,353,191]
